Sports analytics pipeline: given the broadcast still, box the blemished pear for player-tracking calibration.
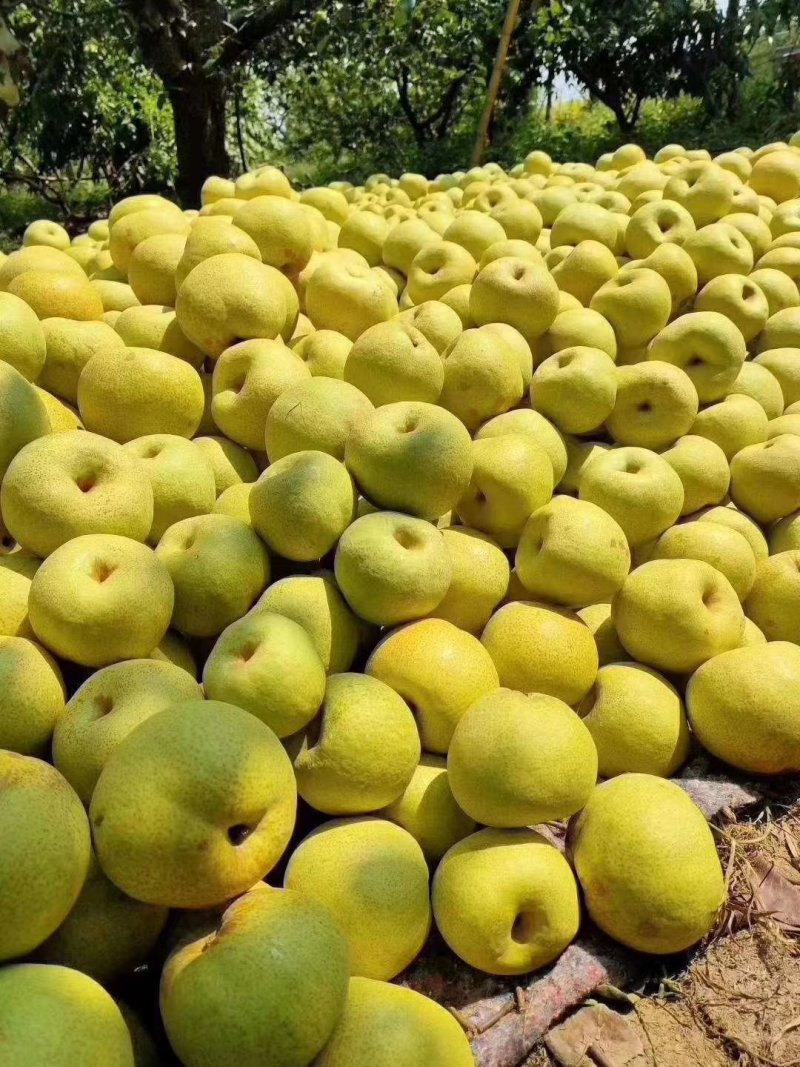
[383,755,477,862]
[687,641,800,774]
[293,672,420,814]
[160,886,349,1067]
[432,828,580,975]
[571,775,724,954]
[0,963,134,1067]
[448,688,598,827]
[0,753,91,962]
[202,611,326,738]
[612,559,745,673]
[366,618,499,753]
[316,977,475,1067]
[90,700,297,908]
[52,658,202,804]
[284,817,431,981]
[576,663,690,778]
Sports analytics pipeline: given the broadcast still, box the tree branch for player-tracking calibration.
[396,63,427,145]
[212,0,325,70]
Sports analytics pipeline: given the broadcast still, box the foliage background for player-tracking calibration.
[0,0,798,247]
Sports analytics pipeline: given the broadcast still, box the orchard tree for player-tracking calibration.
[121,1,329,202]
[547,0,743,132]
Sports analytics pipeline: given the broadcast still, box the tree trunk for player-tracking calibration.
[167,71,230,206]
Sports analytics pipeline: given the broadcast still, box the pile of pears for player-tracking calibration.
[4,133,800,1066]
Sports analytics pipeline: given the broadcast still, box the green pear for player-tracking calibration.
[448,688,597,826]
[0,753,91,961]
[456,434,553,548]
[579,446,684,547]
[0,636,64,755]
[192,434,258,495]
[175,252,296,357]
[284,817,430,981]
[606,361,698,449]
[122,434,216,544]
[265,376,373,462]
[203,611,326,737]
[687,641,800,773]
[250,449,356,560]
[690,393,768,459]
[432,827,580,975]
[427,526,510,634]
[0,550,40,637]
[155,514,269,637]
[482,601,598,705]
[160,885,348,1067]
[730,434,800,523]
[252,572,362,673]
[576,663,690,777]
[334,511,451,627]
[343,319,443,404]
[0,291,47,380]
[211,338,310,450]
[651,521,756,601]
[78,346,205,443]
[613,558,745,673]
[34,852,168,983]
[439,326,523,431]
[345,400,472,520]
[576,602,628,665]
[91,700,297,907]
[0,963,134,1066]
[293,672,419,814]
[647,311,746,402]
[516,494,630,607]
[1,430,153,557]
[366,618,499,752]
[315,976,475,1067]
[570,775,724,954]
[660,435,730,515]
[28,534,173,667]
[0,361,51,481]
[383,755,476,862]
[744,550,800,643]
[52,658,202,803]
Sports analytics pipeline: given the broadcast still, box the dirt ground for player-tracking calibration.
[524,812,800,1067]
